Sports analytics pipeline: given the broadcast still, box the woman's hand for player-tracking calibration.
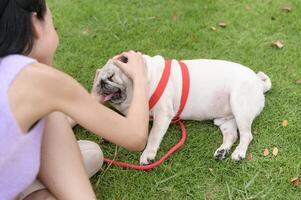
[113,51,147,82]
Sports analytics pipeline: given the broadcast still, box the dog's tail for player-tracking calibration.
[257,71,272,93]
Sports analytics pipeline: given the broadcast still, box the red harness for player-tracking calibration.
[104,59,190,170]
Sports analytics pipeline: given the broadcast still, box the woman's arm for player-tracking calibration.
[9,53,149,151]
[52,65,149,151]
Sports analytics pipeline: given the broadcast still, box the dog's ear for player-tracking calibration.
[91,69,102,96]
[95,69,101,79]
[91,68,106,103]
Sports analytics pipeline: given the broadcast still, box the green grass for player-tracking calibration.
[48,0,301,199]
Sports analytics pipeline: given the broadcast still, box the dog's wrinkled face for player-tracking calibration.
[92,60,132,106]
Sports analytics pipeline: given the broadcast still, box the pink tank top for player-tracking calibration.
[0,55,45,199]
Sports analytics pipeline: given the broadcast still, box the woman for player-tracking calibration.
[0,0,149,199]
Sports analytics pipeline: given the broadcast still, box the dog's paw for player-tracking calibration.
[214,148,229,160]
[140,149,157,166]
[231,148,246,161]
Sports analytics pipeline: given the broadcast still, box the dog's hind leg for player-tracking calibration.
[213,116,238,160]
[230,83,265,161]
[139,110,173,166]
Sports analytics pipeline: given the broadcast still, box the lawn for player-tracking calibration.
[48,0,301,199]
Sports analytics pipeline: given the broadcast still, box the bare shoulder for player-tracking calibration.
[9,62,74,132]
[19,62,79,95]
[12,62,72,106]
[19,62,69,87]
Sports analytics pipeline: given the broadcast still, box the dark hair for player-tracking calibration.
[0,0,47,57]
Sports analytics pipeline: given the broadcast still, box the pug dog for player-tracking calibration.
[92,54,271,165]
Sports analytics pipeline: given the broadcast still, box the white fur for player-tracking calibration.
[95,55,272,165]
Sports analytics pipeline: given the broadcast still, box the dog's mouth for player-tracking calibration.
[102,89,123,102]
[96,80,127,104]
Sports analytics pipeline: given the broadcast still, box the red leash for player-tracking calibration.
[104,59,190,170]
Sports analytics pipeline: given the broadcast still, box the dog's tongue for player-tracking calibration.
[103,93,114,102]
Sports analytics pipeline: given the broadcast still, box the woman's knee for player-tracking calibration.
[23,189,56,200]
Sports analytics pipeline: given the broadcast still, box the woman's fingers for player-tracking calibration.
[112,59,126,70]
[112,51,146,80]
[113,51,143,62]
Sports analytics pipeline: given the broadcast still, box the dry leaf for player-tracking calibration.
[205,192,213,200]
[291,177,300,187]
[263,148,269,156]
[281,5,292,12]
[247,153,253,161]
[245,5,252,11]
[171,15,178,22]
[82,28,92,36]
[272,147,279,156]
[296,80,301,84]
[191,34,198,42]
[211,26,217,31]
[219,22,227,28]
[273,40,284,49]
[282,119,289,127]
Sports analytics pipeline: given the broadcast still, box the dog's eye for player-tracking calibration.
[108,74,114,81]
